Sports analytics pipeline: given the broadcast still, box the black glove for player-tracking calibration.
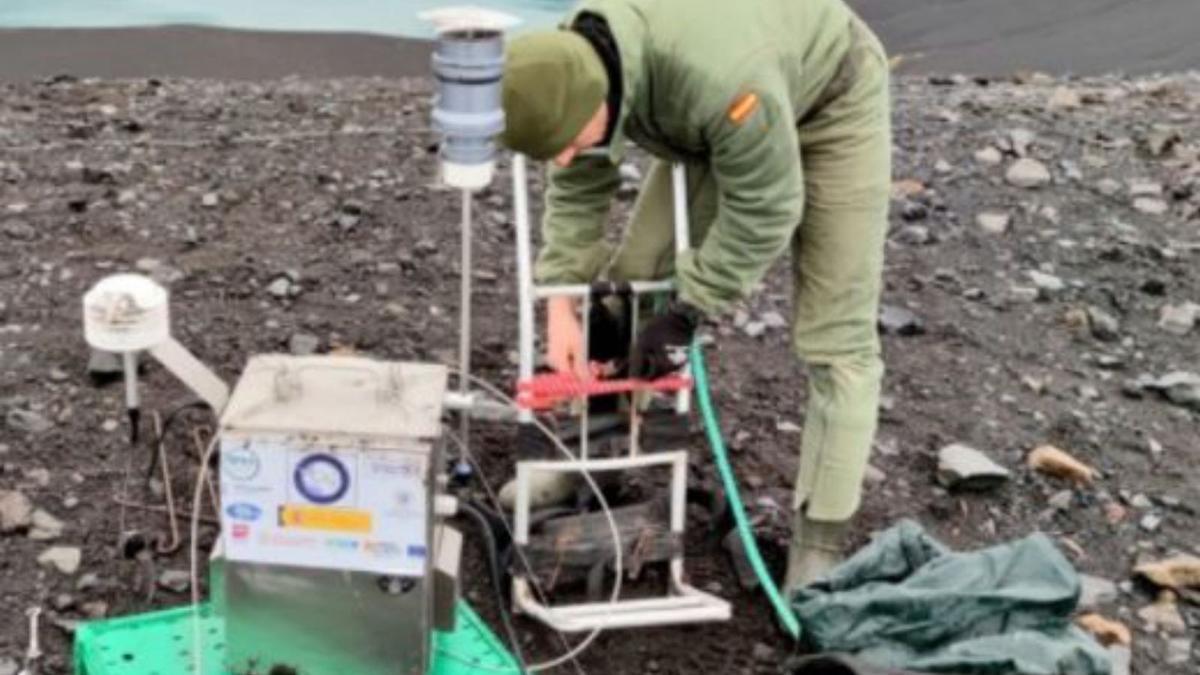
[630,300,703,379]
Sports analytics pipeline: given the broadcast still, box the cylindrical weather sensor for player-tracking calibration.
[82,273,170,352]
[424,7,519,190]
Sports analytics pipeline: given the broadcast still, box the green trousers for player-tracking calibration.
[607,21,890,522]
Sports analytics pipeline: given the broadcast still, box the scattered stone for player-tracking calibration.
[1128,493,1153,510]
[900,200,929,221]
[1048,490,1073,510]
[936,444,1010,491]
[5,408,53,434]
[1027,445,1097,485]
[1158,302,1199,335]
[895,224,932,245]
[1027,270,1065,298]
[1137,592,1187,635]
[1076,613,1131,647]
[2,219,36,240]
[266,277,292,298]
[54,593,76,611]
[29,509,65,540]
[976,211,1011,235]
[1005,158,1051,188]
[891,179,925,200]
[0,657,16,675]
[1132,197,1169,216]
[288,333,320,356]
[776,420,802,434]
[38,546,82,575]
[742,321,766,338]
[933,159,953,174]
[1095,178,1122,196]
[158,569,191,594]
[1009,128,1036,156]
[1140,513,1163,532]
[82,601,109,619]
[0,489,33,532]
[1048,86,1082,110]
[752,643,775,663]
[1009,285,1040,303]
[76,572,101,591]
[1128,180,1163,197]
[878,304,925,336]
[1134,556,1200,590]
[1143,371,1200,410]
[1165,638,1192,666]
[974,146,1003,166]
[1086,306,1120,341]
[1079,575,1119,609]
[200,192,219,208]
[760,311,787,329]
[26,468,50,487]
[864,463,886,486]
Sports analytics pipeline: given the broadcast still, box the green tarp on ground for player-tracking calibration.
[790,520,1111,674]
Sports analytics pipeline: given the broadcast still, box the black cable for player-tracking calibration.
[458,499,529,672]
[144,400,213,482]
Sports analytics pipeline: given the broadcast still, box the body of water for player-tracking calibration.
[0,0,571,38]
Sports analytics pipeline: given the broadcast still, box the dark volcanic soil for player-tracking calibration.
[0,72,1198,674]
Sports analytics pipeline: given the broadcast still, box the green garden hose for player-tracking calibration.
[690,342,801,639]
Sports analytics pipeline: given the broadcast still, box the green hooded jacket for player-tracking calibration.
[535,0,857,315]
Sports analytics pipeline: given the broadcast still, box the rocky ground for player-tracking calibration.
[0,71,1198,674]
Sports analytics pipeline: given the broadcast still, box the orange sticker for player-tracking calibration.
[279,505,373,533]
[727,92,759,125]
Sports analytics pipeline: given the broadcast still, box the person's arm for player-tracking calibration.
[535,153,621,285]
[675,81,804,316]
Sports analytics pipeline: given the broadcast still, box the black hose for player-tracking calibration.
[458,499,528,672]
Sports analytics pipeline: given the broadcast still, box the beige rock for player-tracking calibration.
[1076,613,1131,647]
[1028,445,1097,485]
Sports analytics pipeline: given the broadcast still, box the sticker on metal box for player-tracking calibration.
[219,436,428,576]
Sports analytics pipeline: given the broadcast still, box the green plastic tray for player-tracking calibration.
[74,601,520,675]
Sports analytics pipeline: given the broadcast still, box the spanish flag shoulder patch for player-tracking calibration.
[727,92,760,125]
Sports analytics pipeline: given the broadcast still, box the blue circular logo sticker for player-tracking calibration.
[294,453,350,504]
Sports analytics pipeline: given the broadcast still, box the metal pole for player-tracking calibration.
[671,164,692,414]
[459,189,473,445]
[513,154,535,424]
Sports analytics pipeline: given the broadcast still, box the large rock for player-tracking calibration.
[1137,594,1187,634]
[5,408,53,434]
[1145,371,1200,410]
[1027,270,1066,298]
[38,546,82,575]
[976,211,1011,235]
[1078,575,1119,610]
[1158,302,1199,336]
[937,444,1011,491]
[0,489,33,533]
[28,508,65,541]
[878,304,925,336]
[1086,306,1120,342]
[1006,158,1051,188]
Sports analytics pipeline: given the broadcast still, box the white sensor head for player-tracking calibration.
[419,6,520,34]
[83,273,170,352]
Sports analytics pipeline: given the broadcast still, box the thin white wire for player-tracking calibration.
[442,430,584,675]
[189,432,220,675]
[449,370,623,674]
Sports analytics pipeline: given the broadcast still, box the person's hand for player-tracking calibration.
[630,300,704,379]
[546,297,588,378]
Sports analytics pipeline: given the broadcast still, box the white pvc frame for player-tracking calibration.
[508,158,729,631]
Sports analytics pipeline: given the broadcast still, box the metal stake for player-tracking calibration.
[459,189,473,449]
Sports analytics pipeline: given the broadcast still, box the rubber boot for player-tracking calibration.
[498,471,579,511]
[783,511,848,595]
